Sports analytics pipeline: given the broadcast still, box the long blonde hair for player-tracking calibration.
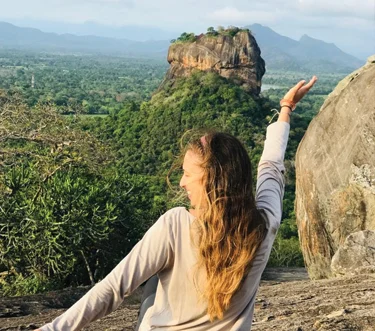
[186,132,267,321]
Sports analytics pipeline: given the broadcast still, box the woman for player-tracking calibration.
[37,76,317,330]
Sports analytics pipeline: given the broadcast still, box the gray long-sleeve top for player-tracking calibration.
[41,121,290,330]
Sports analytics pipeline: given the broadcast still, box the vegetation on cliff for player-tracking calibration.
[170,26,251,43]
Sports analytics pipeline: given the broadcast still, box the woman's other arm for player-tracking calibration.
[36,212,175,331]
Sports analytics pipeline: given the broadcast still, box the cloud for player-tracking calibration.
[64,0,134,4]
[207,7,277,25]
[56,0,135,9]
[297,0,375,20]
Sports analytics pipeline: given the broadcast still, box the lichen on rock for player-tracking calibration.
[331,230,375,276]
[350,164,375,194]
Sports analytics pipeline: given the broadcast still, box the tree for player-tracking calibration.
[217,26,225,33]
[0,92,163,295]
[206,27,218,36]
[226,26,240,37]
[177,32,196,43]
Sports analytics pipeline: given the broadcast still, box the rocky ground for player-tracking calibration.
[1,268,374,331]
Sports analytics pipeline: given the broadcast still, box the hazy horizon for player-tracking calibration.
[0,0,373,60]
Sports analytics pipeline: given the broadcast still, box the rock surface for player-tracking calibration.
[295,55,375,279]
[161,31,265,95]
[331,230,375,276]
[1,270,375,331]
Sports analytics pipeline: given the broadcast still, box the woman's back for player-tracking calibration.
[139,206,276,330]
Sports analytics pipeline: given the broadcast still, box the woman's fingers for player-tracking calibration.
[303,76,318,91]
[295,76,318,99]
[284,80,305,100]
[293,80,306,91]
[283,76,318,105]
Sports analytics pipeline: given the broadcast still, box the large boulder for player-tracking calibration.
[295,55,375,279]
[160,31,265,95]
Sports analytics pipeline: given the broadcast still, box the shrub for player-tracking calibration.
[0,273,61,296]
[267,235,304,267]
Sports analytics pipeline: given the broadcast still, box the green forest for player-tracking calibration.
[0,50,168,114]
[0,48,347,296]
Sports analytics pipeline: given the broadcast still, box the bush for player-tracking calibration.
[0,273,61,296]
[0,96,165,294]
[267,235,304,267]
[176,32,196,43]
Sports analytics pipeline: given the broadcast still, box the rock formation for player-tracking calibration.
[160,31,265,95]
[295,55,375,279]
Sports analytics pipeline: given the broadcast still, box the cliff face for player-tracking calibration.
[162,31,265,95]
[295,55,375,279]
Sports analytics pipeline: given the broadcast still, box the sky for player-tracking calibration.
[0,0,374,60]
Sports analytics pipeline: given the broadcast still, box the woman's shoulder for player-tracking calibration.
[161,207,195,231]
[163,206,194,223]
[157,207,195,245]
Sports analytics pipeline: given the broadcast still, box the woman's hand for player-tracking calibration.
[281,76,318,109]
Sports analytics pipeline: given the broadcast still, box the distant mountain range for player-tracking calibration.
[0,21,169,58]
[246,24,363,72]
[0,21,364,72]
[4,19,178,41]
